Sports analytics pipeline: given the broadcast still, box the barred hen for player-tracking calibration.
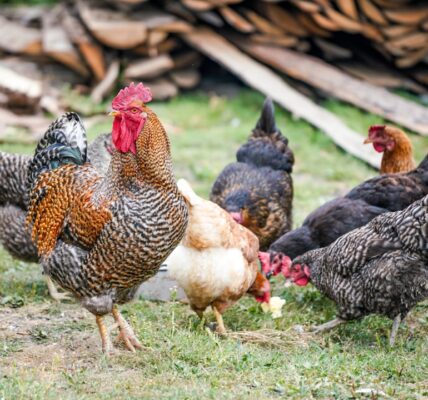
[168,179,270,334]
[364,125,415,174]
[210,98,294,250]
[263,154,428,276]
[289,195,428,345]
[0,133,112,300]
[26,83,188,354]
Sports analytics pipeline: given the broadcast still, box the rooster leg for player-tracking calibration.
[112,307,143,352]
[96,315,113,355]
[312,318,345,333]
[389,315,401,347]
[45,276,72,302]
[212,306,226,335]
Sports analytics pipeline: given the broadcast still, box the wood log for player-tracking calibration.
[63,11,106,81]
[358,0,388,26]
[336,0,358,20]
[384,6,428,25]
[91,59,120,103]
[182,28,381,168]
[261,4,308,37]
[143,78,178,99]
[169,68,201,88]
[251,34,299,48]
[218,6,255,33]
[124,54,175,80]
[234,38,428,136]
[42,6,90,77]
[0,15,42,56]
[242,9,282,35]
[77,0,147,49]
[0,64,42,113]
[133,38,179,57]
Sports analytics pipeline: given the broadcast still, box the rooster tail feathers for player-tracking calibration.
[255,97,278,134]
[27,112,87,190]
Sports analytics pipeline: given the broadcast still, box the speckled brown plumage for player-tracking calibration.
[0,134,112,264]
[210,98,294,250]
[27,108,188,308]
[291,195,428,343]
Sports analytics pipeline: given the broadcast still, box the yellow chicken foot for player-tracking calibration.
[96,315,114,355]
[45,276,73,302]
[212,306,226,335]
[112,307,143,352]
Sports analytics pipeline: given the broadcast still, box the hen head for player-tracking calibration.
[364,125,409,153]
[248,272,271,303]
[289,257,311,287]
[259,251,291,279]
[110,82,153,154]
[224,189,266,230]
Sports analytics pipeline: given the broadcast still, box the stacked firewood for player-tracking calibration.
[0,0,428,122]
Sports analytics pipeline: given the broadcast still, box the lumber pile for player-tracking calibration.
[0,0,427,158]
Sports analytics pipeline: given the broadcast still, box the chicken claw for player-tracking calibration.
[112,307,143,352]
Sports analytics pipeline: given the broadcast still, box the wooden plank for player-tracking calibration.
[91,59,120,103]
[182,28,381,168]
[234,38,428,136]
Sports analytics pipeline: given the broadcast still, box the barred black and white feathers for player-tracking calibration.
[27,112,87,192]
[294,195,428,325]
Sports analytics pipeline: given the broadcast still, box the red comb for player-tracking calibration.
[369,125,385,134]
[112,82,152,111]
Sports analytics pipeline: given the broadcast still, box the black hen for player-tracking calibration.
[210,98,294,250]
[265,154,428,274]
[289,195,428,345]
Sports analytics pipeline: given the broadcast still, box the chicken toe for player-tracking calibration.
[112,307,143,352]
[45,276,73,302]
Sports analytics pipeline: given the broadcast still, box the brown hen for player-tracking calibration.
[364,125,416,174]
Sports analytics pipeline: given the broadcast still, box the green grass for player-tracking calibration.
[0,90,427,399]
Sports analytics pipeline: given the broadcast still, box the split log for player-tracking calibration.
[0,15,42,56]
[91,60,120,103]
[0,64,42,113]
[234,38,428,136]
[77,0,148,49]
[42,6,90,77]
[182,28,381,168]
[124,54,175,80]
[169,68,201,88]
[63,11,106,81]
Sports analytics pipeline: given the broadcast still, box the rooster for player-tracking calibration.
[210,98,294,250]
[0,134,112,300]
[288,195,428,346]
[167,179,270,334]
[26,83,188,354]
[262,154,428,277]
[364,125,415,174]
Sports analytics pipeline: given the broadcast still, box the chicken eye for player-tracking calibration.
[130,108,139,114]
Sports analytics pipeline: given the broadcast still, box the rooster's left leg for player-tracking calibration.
[312,318,345,333]
[96,315,114,355]
[389,315,401,347]
[112,306,143,352]
[212,306,226,334]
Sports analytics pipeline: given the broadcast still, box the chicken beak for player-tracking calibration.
[109,111,120,117]
[363,138,372,144]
